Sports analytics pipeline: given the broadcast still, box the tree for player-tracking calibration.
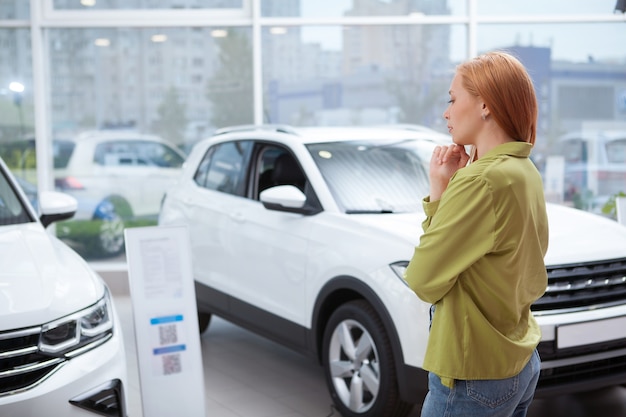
[205,31,254,128]
[152,86,187,146]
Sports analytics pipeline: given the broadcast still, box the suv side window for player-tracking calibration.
[52,140,76,169]
[606,139,626,164]
[139,142,185,168]
[255,145,306,198]
[194,140,252,197]
[93,140,184,168]
[252,144,322,214]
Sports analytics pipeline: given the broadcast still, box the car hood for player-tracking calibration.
[347,203,626,266]
[0,223,104,331]
[543,203,626,265]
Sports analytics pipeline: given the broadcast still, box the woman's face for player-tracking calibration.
[443,73,483,146]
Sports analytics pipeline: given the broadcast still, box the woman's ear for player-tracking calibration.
[481,102,491,119]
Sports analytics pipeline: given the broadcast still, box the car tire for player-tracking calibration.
[322,300,413,417]
[93,196,131,257]
[97,215,125,256]
[198,311,212,334]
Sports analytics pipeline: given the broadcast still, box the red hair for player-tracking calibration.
[457,51,538,145]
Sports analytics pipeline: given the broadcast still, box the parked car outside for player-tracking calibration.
[0,130,186,258]
[557,129,626,211]
[0,156,127,416]
[159,124,626,417]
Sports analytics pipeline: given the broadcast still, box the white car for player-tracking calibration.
[1,131,186,257]
[0,157,128,416]
[159,124,626,417]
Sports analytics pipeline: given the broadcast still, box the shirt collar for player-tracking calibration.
[482,141,532,159]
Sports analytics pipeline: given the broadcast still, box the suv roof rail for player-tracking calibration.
[213,124,299,136]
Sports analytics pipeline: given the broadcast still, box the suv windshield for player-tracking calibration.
[0,168,32,226]
[307,139,431,213]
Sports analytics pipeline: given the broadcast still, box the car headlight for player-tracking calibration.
[39,289,114,356]
[390,261,410,287]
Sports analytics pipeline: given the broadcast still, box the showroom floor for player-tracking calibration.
[112,294,626,417]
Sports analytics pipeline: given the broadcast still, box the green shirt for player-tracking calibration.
[405,141,549,382]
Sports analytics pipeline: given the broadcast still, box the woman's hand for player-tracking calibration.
[429,144,470,201]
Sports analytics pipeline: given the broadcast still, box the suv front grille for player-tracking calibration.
[532,257,626,312]
[0,327,66,395]
[533,258,626,391]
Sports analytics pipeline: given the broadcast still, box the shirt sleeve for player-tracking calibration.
[404,172,496,304]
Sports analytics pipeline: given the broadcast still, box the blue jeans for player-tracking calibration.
[420,350,541,417]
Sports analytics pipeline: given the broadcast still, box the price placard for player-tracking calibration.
[125,225,206,417]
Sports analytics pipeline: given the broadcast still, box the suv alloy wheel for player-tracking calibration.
[323,300,413,417]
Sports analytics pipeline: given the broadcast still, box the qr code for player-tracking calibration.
[162,353,182,375]
[159,324,178,345]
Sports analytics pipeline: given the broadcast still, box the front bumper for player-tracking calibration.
[534,303,626,397]
[0,316,128,416]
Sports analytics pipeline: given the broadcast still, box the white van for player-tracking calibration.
[558,129,626,210]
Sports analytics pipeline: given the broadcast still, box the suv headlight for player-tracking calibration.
[39,289,114,356]
[390,261,410,286]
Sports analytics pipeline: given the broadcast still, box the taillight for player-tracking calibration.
[55,176,85,190]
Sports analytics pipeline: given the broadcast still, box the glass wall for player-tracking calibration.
[48,27,252,147]
[0,28,34,201]
[262,23,461,128]
[0,0,624,264]
[475,21,626,211]
[46,26,252,259]
[0,0,29,19]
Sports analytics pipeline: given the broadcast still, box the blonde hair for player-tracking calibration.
[457,51,538,145]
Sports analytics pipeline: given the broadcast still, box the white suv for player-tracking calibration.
[159,125,626,417]
[0,156,127,416]
[0,130,186,258]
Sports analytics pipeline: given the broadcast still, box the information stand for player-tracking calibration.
[124,225,206,417]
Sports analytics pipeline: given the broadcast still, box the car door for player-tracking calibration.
[224,142,315,327]
[186,139,317,328]
[185,140,254,297]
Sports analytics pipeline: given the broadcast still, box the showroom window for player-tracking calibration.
[0,1,29,19]
[0,28,34,184]
[262,23,461,129]
[0,0,624,264]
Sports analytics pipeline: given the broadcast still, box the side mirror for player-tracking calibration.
[260,185,316,215]
[39,191,77,227]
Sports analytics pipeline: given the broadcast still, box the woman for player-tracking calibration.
[404,51,549,417]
